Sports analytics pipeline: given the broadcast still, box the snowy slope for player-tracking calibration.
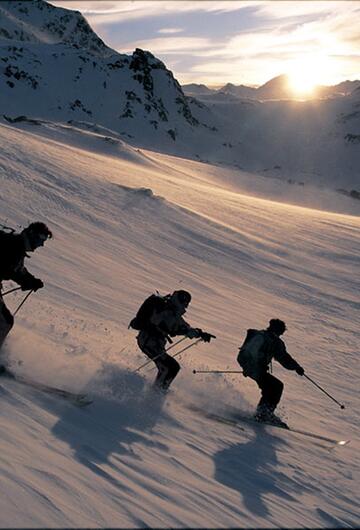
[0,119,359,528]
[189,92,360,191]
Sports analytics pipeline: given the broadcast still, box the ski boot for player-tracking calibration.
[254,404,288,428]
[266,412,288,429]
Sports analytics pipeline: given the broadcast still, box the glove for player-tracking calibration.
[187,328,201,339]
[200,331,216,343]
[21,278,44,292]
[296,365,304,376]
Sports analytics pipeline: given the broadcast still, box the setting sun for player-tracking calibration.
[288,71,317,95]
[287,55,336,96]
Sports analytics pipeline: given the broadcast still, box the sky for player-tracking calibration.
[52,1,360,88]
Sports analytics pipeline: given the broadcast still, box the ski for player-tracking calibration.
[188,404,349,447]
[208,412,350,446]
[0,368,93,407]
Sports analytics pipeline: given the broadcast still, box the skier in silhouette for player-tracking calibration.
[131,290,215,392]
[0,222,52,353]
[237,319,304,427]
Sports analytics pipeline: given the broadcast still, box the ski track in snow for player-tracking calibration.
[0,120,359,528]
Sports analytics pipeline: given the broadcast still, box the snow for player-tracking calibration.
[1,0,360,194]
[0,0,359,526]
[0,117,359,528]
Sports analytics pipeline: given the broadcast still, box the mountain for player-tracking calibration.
[218,82,257,99]
[317,80,360,98]
[181,83,214,96]
[216,75,292,100]
[255,74,291,99]
[0,0,110,54]
[0,0,207,147]
[0,6,359,523]
[0,0,359,194]
[215,77,360,101]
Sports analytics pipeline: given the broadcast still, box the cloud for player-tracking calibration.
[253,1,351,19]
[158,28,184,35]
[51,1,359,85]
[52,1,259,25]
[118,36,213,55]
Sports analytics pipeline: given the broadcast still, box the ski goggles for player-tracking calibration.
[30,231,51,246]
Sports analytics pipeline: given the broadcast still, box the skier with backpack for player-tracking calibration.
[237,318,304,427]
[0,222,52,351]
[130,290,215,392]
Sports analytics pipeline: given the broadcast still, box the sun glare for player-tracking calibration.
[288,71,316,95]
[287,55,334,96]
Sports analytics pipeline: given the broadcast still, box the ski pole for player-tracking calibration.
[134,337,189,373]
[142,338,203,373]
[1,287,22,296]
[193,369,243,374]
[166,338,202,362]
[166,336,187,352]
[134,356,154,373]
[304,374,345,409]
[13,290,34,316]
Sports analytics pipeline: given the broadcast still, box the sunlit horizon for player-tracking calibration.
[285,54,338,96]
[52,1,360,89]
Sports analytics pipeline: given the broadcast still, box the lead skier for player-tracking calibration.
[0,222,52,352]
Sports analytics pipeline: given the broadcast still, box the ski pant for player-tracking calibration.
[255,372,284,412]
[0,293,14,351]
[137,331,180,390]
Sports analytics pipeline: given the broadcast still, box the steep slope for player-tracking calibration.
[0,0,109,52]
[0,120,359,528]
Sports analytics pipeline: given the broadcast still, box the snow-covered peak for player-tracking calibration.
[0,0,206,149]
[0,0,109,55]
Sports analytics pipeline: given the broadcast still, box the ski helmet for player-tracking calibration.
[172,290,192,307]
[268,318,286,335]
[22,222,52,249]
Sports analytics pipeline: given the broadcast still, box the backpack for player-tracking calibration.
[129,293,167,331]
[238,330,267,379]
[0,226,15,249]
[0,229,14,255]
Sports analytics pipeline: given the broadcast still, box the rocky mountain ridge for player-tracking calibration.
[0,0,210,147]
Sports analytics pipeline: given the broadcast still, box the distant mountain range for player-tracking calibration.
[183,75,360,100]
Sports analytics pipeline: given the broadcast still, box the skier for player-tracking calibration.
[237,318,304,427]
[131,290,215,392]
[0,222,52,352]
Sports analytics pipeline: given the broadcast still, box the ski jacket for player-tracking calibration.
[146,300,194,340]
[0,232,38,289]
[238,328,301,380]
